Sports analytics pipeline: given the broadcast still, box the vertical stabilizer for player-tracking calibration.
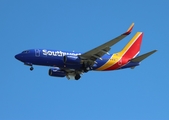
[120,32,143,59]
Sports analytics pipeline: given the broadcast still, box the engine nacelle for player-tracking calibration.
[63,55,81,65]
[48,68,66,77]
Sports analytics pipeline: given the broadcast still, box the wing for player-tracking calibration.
[80,23,134,61]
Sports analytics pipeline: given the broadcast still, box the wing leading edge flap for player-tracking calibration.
[81,23,134,60]
[131,50,157,62]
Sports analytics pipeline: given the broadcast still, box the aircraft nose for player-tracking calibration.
[15,54,22,60]
[15,54,19,60]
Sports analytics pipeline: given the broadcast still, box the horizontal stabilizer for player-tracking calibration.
[131,50,157,62]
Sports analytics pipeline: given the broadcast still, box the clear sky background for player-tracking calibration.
[0,0,169,120]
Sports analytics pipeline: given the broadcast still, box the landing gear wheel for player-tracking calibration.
[30,66,34,71]
[84,67,90,72]
[82,62,91,73]
[75,74,81,80]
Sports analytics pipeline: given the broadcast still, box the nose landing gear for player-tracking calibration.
[24,62,34,71]
[30,66,34,71]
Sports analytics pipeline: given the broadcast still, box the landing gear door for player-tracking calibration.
[35,49,40,57]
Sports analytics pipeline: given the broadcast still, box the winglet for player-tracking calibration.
[123,23,134,35]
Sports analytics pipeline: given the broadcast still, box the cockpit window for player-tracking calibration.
[22,50,29,53]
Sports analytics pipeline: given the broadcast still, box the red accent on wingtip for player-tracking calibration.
[123,23,134,35]
[128,24,134,32]
[123,31,131,35]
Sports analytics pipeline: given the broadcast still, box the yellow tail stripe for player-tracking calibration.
[120,32,142,55]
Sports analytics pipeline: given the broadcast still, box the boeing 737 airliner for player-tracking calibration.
[15,23,157,80]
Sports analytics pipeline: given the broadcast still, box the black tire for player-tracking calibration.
[84,68,89,72]
[30,66,34,71]
[75,74,81,80]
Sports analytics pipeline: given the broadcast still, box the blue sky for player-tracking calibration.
[0,0,169,120]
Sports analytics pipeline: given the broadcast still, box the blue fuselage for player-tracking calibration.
[15,49,139,71]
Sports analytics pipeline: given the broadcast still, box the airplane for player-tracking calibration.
[15,23,157,80]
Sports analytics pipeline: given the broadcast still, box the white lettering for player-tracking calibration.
[42,49,81,57]
[42,49,48,55]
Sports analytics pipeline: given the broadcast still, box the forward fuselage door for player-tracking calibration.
[35,49,40,57]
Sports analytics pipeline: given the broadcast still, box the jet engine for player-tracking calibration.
[48,68,66,77]
[63,55,81,65]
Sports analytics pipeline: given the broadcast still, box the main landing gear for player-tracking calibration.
[83,67,91,72]
[82,62,92,73]
[75,74,81,80]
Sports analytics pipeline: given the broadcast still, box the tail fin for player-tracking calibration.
[119,32,143,59]
[130,50,157,62]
